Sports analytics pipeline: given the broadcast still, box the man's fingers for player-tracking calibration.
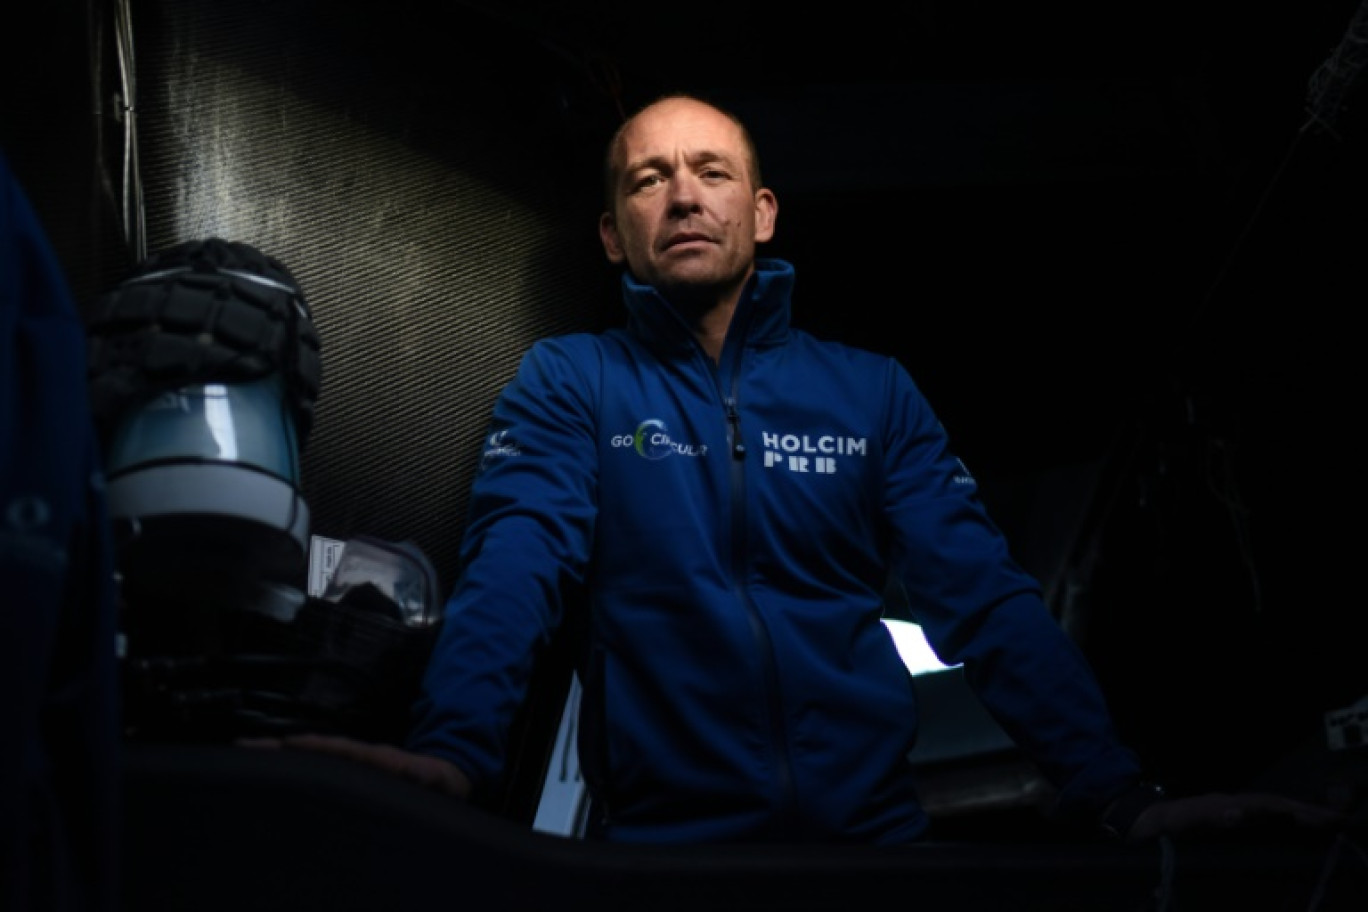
[279,734,416,776]
[1133,792,1348,840]
[235,737,285,749]
[240,733,473,800]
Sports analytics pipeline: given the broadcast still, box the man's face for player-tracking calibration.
[599,97,776,297]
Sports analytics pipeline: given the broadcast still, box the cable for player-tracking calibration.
[1176,0,1368,358]
[113,0,145,261]
[1178,125,1305,357]
[1152,834,1176,911]
[1304,827,1368,910]
[1160,5,1368,624]
[1203,434,1263,613]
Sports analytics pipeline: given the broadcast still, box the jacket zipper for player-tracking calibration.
[719,348,798,827]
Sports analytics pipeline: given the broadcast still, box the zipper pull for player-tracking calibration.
[725,397,746,460]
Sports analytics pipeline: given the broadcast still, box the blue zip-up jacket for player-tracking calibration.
[409,258,1142,844]
[2,149,121,909]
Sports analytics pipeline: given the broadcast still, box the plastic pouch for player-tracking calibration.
[319,535,441,628]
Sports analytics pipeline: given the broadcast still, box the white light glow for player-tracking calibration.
[202,383,238,460]
[882,619,958,676]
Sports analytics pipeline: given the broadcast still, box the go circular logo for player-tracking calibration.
[610,418,707,460]
[633,418,674,460]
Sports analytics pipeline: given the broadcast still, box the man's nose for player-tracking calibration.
[666,172,703,214]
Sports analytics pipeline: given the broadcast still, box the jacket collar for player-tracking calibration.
[620,258,796,356]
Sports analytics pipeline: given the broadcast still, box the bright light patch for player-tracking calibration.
[203,384,238,460]
[882,618,958,676]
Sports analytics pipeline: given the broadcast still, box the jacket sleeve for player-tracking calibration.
[878,357,1142,820]
[405,335,599,793]
[1,149,122,912]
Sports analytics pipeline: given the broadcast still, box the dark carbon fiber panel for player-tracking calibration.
[130,1,622,599]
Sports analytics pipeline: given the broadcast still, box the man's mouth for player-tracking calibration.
[662,234,711,251]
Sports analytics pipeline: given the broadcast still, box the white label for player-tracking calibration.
[308,534,347,598]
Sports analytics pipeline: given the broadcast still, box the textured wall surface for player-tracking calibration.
[127,1,623,598]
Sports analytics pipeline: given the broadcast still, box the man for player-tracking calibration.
[263,93,1343,845]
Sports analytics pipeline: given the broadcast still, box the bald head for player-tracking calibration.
[602,94,764,215]
[595,91,778,333]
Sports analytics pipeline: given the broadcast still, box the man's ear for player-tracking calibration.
[599,212,625,264]
[754,188,778,244]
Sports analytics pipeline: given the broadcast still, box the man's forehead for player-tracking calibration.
[625,102,740,147]
[621,109,744,167]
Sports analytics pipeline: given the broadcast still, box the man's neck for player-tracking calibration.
[659,270,752,363]
[691,298,736,363]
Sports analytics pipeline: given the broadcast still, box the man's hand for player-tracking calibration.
[239,733,473,801]
[1128,791,1348,842]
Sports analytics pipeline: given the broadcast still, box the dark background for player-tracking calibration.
[4,0,1366,850]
